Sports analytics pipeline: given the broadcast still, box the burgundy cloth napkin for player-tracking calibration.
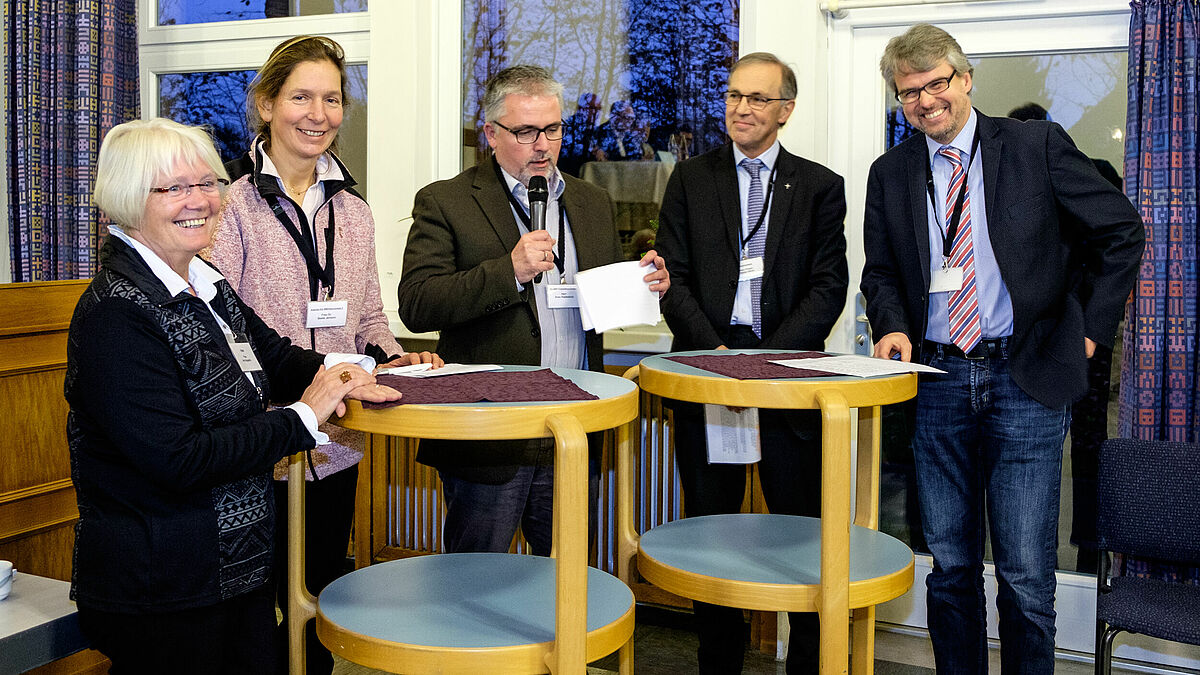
[665,351,837,380]
[363,369,598,408]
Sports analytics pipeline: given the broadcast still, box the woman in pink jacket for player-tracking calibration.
[209,35,438,674]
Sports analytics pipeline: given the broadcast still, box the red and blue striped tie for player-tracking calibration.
[939,146,981,354]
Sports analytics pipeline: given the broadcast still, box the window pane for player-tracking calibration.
[462,0,738,256]
[158,0,367,26]
[158,65,369,196]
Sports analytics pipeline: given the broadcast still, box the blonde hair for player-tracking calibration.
[93,118,228,230]
[246,35,348,152]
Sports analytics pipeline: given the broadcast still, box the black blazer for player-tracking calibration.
[397,156,623,476]
[860,111,1144,408]
[656,143,849,351]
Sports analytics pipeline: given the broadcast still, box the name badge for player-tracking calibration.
[929,266,964,293]
[306,300,348,328]
[227,338,263,373]
[738,256,764,282]
[547,284,579,309]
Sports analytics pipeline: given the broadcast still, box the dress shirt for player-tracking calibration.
[500,168,587,370]
[107,225,326,444]
[258,140,344,231]
[923,110,1014,343]
[730,140,781,327]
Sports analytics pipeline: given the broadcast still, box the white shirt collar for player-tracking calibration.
[500,165,565,205]
[733,140,781,173]
[107,225,224,303]
[257,139,345,186]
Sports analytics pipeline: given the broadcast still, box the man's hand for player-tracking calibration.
[511,230,557,284]
[1085,337,1097,359]
[873,332,912,362]
[639,249,670,297]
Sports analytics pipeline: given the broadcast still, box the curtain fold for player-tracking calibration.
[1119,0,1199,443]
[4,0,139,282]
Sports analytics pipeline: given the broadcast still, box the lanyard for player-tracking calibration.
[496,163,567,276]
[925,128,980,263]
[265,193,337,301]
[740,161,779,255]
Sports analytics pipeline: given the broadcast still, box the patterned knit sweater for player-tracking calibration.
[65,237,323,612]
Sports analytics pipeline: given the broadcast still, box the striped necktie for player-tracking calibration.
[740,158,766,338]
[939,146,981,354]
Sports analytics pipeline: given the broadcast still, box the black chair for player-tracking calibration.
[1095,437,1200,674]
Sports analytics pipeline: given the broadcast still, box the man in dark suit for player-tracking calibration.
[655,51,849,674]
[397,65,669,556]
[861,24,1143,673]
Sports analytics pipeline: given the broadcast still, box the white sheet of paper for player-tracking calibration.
[703,404,762,464]
[574,261,661,333]
[771,354,946,377]
[377,363,503,378]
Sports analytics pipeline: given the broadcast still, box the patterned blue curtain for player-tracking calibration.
[1118,0,1199,581]
[4,0,139,281]
[1119,0,1199,443]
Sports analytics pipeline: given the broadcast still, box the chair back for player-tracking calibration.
[1097,438,1200,564]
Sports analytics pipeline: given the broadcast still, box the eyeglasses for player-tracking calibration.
[722,91,791,110]
[895,71,957,104]
[148,178,229,199]
[493,121,564,144]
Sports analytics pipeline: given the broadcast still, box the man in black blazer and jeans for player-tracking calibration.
[656,51,849,674]
[861,24,1143,674]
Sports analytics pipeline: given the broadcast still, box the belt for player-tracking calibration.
[925,337,1008,360]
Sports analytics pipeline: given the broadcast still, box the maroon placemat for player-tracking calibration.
[665,351,838,380]
[363,369,599,408]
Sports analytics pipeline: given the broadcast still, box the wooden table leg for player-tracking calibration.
[288,452,318,675]
[851,605,876,675]
[817,389,851,675]
[545,413,588,674]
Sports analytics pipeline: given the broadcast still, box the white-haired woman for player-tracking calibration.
[66,117,397,673]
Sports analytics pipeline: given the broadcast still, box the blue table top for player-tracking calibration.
[639,513,912,585]
[317,553,633,648]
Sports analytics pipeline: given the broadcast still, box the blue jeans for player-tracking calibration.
[914,343,1069,675]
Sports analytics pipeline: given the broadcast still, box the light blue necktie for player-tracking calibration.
[740,158,766,338]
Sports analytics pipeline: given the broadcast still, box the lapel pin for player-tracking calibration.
[785,183,792,190]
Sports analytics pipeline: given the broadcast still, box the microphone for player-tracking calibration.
[527,175,549,283]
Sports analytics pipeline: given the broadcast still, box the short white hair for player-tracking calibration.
[93,117,228,230]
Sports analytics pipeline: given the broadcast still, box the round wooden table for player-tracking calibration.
[619,350,918,675]
[288,366,639,674]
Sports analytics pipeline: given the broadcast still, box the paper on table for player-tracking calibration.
[704,404,761,464]
[377,363,503,378]
[771,354,946,377]
[575,260,661,333]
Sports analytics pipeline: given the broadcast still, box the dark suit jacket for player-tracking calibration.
[860,111,1144,409]
[656,143,849,351]
[397,156,623,475]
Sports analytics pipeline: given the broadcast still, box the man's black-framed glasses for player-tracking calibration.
[896,71,957,104]
[148,178,229,200]
[494,121,564,144]
[722,91,791,110]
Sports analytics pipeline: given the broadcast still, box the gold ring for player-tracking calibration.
[544,251,550,261]
[340,370,352,383]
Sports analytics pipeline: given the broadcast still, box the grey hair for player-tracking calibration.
[879,24,973,94]
[730,52,797,100]
[93,118,228,231]
[482,65,565,123]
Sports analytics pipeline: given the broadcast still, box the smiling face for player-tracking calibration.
[725,61,794,158]
[258,59,344,165]
[134,158,223,276]
[484,93,562,187]
[895,60,973,145]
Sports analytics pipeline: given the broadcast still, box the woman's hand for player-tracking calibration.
[383,351,445,369]
[300,364,381,423]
